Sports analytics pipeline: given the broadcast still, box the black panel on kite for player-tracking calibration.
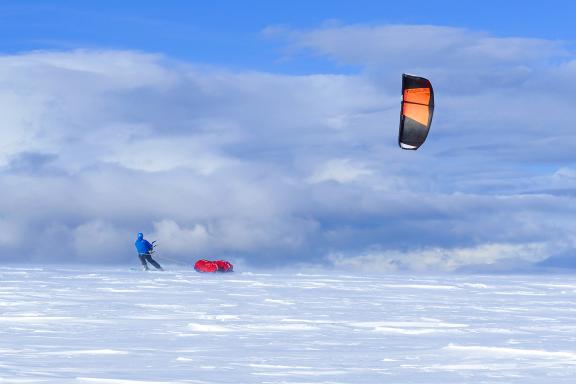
[398,74,434,150]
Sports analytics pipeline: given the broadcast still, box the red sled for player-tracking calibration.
[194,259,233,273]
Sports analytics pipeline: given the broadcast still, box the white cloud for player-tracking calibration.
[0,218,23,247]
[151,219,213,255]
[72,221,129,263]
[328,242,553,273]
[267,24,565,71]
[308,158,373,184]
[107,137,239,174]
[0,26,575,271]
[150,217,319,259]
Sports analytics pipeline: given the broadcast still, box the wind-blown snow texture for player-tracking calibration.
[1,266,575,383]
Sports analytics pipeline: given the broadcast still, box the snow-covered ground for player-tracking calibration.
[0,266,575,383]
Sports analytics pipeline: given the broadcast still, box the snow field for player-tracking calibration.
[0,267,575,383]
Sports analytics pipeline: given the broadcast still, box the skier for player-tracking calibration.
[134,233,163,271]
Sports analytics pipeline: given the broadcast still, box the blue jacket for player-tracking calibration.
[135,233,154,255]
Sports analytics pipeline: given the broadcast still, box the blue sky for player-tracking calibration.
[2,1,576,72]
[1,1,576,271]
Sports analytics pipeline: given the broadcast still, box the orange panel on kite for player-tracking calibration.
[404,88,431,105]
[403,103,430,126]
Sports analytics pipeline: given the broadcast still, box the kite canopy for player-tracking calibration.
[398,74,434,150]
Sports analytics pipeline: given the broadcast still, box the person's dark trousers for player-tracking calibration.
[138,253,163,270]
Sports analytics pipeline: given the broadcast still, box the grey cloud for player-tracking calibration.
[6,152,59,174]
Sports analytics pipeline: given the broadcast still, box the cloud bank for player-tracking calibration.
[1,24,576,271]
